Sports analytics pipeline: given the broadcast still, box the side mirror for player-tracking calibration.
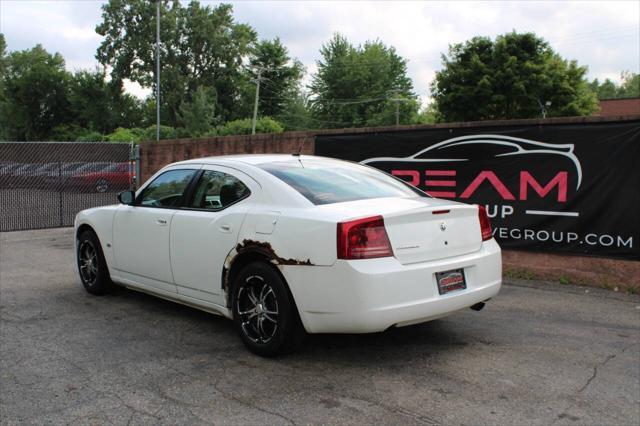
[117,190,135,205]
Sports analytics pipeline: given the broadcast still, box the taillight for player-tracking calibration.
[478,205,492,241]
[337,215,393,259]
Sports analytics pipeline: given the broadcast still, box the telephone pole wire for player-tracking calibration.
[251,68,263,135]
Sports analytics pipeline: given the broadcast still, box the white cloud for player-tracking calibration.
[1,0,638,105]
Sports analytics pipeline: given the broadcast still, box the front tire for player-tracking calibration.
[77,229,113,295]
[232,261,306,357]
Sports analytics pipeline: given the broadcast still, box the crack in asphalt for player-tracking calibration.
[550,342,639,425]
[578,342,638,394]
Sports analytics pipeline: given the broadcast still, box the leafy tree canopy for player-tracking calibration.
[178,85,217,137]
[249,38,305,118]
[96,0,257,126]
[590,71,639,100]
[0,34,8,139]
[431,32,598,121]
[309,33,418,128]
[2,44,71,140]
[69,69,144,134]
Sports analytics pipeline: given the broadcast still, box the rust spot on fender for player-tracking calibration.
[222,239,314,307]
[235,239,314,266]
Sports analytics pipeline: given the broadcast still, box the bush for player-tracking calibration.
[106,127,144,143]
[142,125,177,141]
[75,131,104,142]
[217,117,284,136]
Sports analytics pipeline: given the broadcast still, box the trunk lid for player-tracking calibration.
[315,196,484,264]
[383,202,483,264]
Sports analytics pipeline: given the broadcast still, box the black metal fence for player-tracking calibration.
[0,142,136,232]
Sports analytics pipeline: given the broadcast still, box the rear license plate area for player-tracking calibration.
[436,268,467,295]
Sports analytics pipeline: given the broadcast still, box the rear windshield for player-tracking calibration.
[259,160,426,205]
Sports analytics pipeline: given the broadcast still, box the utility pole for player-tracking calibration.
[389,89,408,126]
[251,68,262,135]
[155,0,161,141]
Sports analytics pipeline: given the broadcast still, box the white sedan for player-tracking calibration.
[74,154,501,356]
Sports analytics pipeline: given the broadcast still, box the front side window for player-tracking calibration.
[189,170,251,210]
[138,169,196,207]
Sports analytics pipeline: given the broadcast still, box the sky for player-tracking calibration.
[1,0,638,105]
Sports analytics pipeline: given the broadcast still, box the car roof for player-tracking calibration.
[172,154,342,167]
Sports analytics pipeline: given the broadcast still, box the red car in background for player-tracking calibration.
[69,162,134,193]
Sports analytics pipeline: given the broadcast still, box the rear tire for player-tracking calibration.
[232,261,306,357]
[95,178,109,193]
[77,229,113,295]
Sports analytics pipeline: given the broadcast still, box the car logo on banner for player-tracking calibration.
[360,134,583,219]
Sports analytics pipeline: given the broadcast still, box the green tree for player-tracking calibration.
[96,0,256,127]
[69,69,144,134]
[414,103,438,125]
[431,32,598,121]
[309,34,418,128]
[0,34,8,140]
[178,85,216,136]
[2,44,71,140]
[275,92,315,131]
[217,117,284,136]
[249,38,304,118]
[590,72,639,99]
[619,72,640,98]
[589,78,618,99]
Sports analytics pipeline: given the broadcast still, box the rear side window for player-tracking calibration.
[188,170,251,210]
[138,169,196,207]
[259,160,425,205]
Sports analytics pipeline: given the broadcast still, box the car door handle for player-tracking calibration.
[219,224,232,233]
[156,218,168,226]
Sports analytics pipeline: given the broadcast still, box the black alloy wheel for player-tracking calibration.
[77,229,113,295]
[232,261,305,356]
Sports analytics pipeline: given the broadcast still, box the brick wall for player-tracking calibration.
[139,131,314,182]
[595,98,640,116]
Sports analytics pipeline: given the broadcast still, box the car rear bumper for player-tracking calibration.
[281,239,502,333]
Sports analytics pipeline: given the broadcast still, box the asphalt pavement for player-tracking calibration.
[1,228,638,425]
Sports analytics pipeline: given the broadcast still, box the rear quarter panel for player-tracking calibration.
[238,208,338,266]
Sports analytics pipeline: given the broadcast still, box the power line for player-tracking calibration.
[548,24,639,44]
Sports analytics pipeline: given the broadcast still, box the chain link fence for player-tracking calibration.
[0,142,137,232]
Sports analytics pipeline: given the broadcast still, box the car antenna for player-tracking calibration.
[293,136,308,157]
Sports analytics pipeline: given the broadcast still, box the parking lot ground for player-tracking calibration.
[1,228,639,425]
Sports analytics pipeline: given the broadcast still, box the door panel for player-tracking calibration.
[171,166,259,304]
[113,206,177,291]
[112,168,198,292]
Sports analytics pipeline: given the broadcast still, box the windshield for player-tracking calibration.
[259,159,426,205]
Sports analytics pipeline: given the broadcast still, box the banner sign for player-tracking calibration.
[316,120,640,260]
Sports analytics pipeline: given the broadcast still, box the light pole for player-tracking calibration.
[155,0,161,141]
[537,99,552,119]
